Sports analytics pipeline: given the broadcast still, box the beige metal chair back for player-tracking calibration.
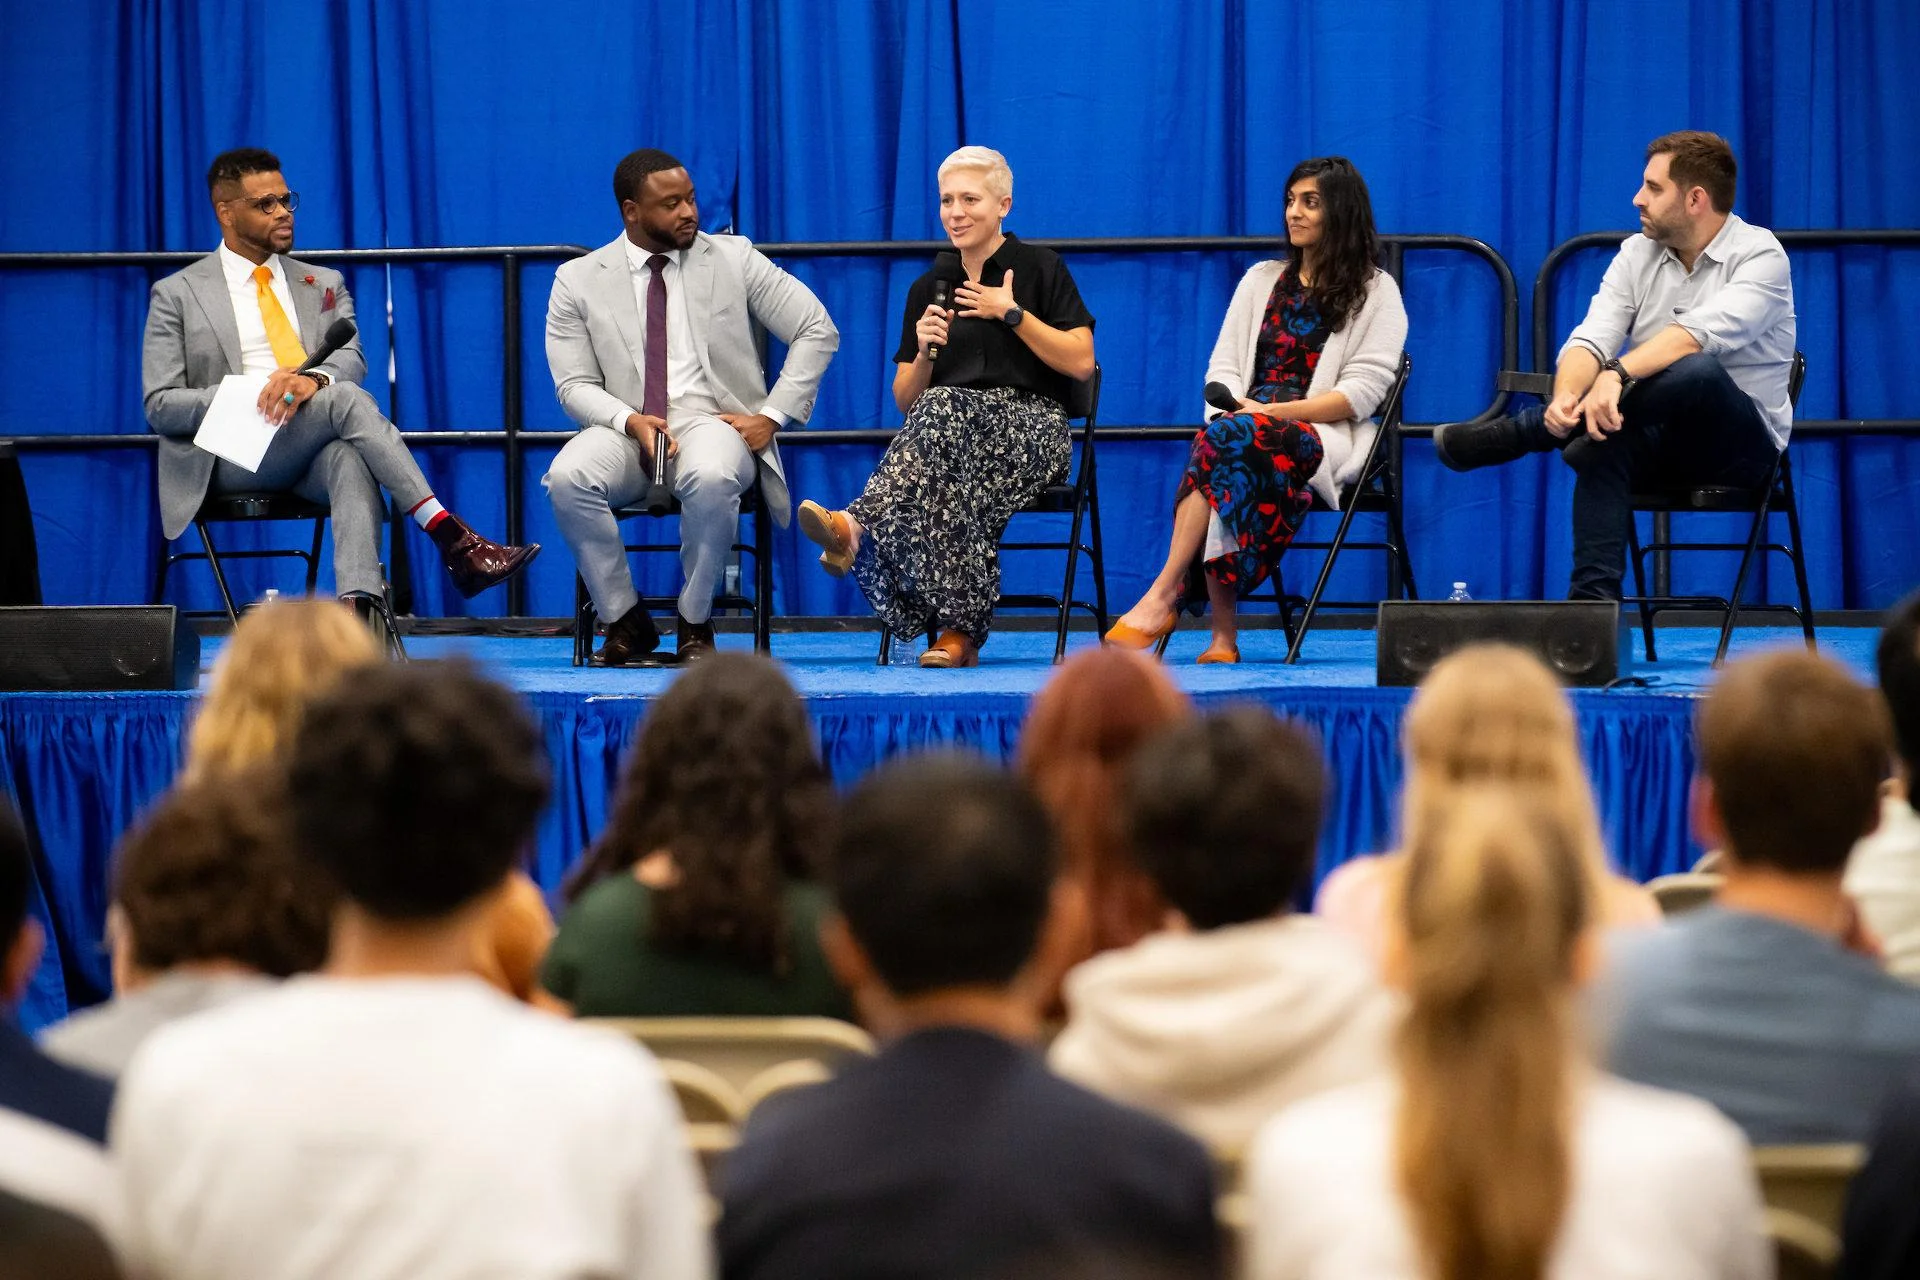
[594,1016,875,1112]
[1646,872,1723,917]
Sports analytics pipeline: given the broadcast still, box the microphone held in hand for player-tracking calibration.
[1203,381,1243,415]
[927,251,965,362]
[644,430,672,517]
[296,319,357,374]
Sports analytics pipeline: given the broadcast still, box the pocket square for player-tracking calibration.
[321,287,337,312]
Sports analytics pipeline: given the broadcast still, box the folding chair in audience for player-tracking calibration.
[1645,872,1722,917]
[590,1016,875,1104]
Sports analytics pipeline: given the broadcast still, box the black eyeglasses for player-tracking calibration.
[225,192,299,214]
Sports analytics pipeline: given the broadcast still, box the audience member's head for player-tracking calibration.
[1123,706,1327,929]
[1402,644,1610,887]
[0,799,40,1010]
[1697,649,1889,876]
[567,653,833,974]
[1877,589,1920,794]
[0,1186,122,1280]
[286,660,549,927]
[108,770,333,992]
[1018,649,1191,956]
[826,753,1056,1024]
[1391,783,1595,1280]
[182,598,380,786]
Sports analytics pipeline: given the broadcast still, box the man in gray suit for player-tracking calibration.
[143,148,537,614]
[545,149,838,665]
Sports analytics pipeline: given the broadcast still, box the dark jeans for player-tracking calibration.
[1516,352,1780,600]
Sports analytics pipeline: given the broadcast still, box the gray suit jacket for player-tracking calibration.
[545,232,839,526]
[141,253,367,538]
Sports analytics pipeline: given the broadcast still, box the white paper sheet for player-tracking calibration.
[192,374,279,472]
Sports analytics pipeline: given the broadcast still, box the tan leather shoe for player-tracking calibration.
[797,500,855,577]
[918,630,979,669]
[1196,641,1240,665]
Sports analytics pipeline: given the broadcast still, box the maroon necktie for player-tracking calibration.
[643,253,670,419]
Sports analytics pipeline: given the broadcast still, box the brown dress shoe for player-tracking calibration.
[590,603,662,667]
[427,512,541,599]
[918,629,979,669]
[675,614,717,664]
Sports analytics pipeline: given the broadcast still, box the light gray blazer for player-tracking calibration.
[545,232,839,526]
[141,253,367,539]
[1204,264,1408,508]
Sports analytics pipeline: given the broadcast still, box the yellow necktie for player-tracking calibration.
[252,265,307,368]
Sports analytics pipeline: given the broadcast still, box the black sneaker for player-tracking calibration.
[1433,416,1534,473]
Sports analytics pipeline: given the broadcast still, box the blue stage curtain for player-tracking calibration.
[2,679,1701,1033]
[1,1,1916,615]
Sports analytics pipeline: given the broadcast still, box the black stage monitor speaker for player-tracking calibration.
[1377,600,1625,688]
[0,606,200,691]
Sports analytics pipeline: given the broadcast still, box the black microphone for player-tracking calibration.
[644,430,672,516]
[1203,381,1243,415]
[297,318,357,374]
[928,251,965,362]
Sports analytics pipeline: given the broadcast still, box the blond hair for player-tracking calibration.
[1394,783,1591,1280]
[181,598,380,786]
[937,145,1013,201]
[1401,644,1611,902]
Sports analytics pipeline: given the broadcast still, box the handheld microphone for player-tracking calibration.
[297,319,357,374]
[644,430,672,516]
[1203,381,1243,415]
[928,251,965,362]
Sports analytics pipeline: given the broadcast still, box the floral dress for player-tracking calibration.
[1178,273,1329,600]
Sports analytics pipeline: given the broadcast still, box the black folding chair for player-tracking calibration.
[878,365,1106,666]
[1156,353,1414,663]
[570,479,776,665]
[1496,351,1813,666]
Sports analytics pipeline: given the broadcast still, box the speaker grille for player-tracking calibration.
[0,607,199,691]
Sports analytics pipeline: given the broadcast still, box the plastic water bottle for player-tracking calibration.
[1447,582,1472,602]
[262,588,281,605]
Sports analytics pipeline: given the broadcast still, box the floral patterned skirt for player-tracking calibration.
[847,385,1070,645]
[1176,408,1325,601]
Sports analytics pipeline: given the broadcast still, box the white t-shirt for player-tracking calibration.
[1245,1073,1768,1280]
[112,974,709,1280]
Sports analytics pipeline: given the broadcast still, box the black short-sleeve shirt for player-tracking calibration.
[892,234,1096,407]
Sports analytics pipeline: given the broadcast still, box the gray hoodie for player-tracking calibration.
[1050,914,1398,1151]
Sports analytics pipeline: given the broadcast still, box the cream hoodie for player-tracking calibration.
[1050,914,1398,1152]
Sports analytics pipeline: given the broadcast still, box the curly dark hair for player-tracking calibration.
[566,653,833,975]
[286,659,550,922]
[206,148,282,194]
[114,769,334,977]
[1282,156,1381,332]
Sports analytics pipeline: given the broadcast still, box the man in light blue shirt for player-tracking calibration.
[1592,650,1920,1144]
[1436,131,1796,601]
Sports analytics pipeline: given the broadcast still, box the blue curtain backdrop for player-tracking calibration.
[1,0,1916,618]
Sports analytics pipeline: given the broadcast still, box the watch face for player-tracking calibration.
[1006,305,1024,328]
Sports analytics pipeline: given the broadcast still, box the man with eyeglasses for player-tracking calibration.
[142,147,538,617]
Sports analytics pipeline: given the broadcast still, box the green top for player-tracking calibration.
[541,874,852,1020]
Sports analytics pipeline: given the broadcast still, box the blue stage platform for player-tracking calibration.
[2,623,1869,1031]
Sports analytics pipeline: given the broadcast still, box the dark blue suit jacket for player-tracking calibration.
[0,1019,113,1145]
[718,1025,1221,1280]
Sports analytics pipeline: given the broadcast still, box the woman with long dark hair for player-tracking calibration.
[539,653,849,1018]
[1107,157,1407,663]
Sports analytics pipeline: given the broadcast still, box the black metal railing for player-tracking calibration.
[1530,228,1920,438]
[0,234,1516,615]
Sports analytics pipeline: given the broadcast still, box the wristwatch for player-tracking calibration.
[1003,305,1025,329]
[1601,358,1635,398]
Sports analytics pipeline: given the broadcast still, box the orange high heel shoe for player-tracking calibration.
[1103,610,1178,650]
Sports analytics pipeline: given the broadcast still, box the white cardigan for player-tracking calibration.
[1203,263,1409,509]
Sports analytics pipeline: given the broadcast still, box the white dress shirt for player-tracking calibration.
[610,237,787,431]
[218,243,304,375]
[1561,214,1796,448]
[113,974,710,1280]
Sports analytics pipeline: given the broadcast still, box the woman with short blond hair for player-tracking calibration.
[798,145,1097,668]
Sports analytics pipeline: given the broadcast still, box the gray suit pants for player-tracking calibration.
[210,384,432,598]
[544,411,757,625]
